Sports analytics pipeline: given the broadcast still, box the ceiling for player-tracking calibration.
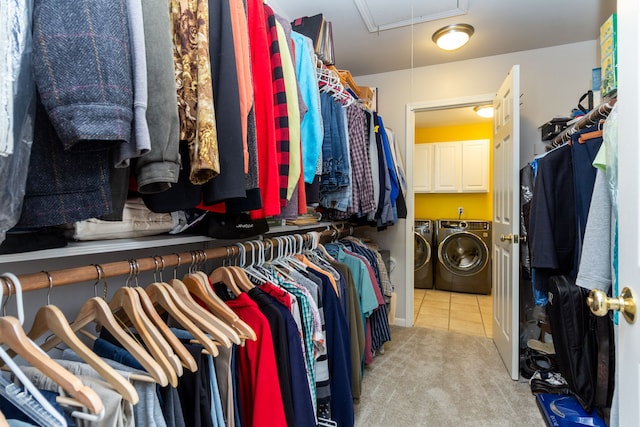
[271,0,615,77]
[270,0,615,127]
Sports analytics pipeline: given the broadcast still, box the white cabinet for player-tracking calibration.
[413,144,433,192]
[433,142,461,192]
[413,139,489,193]
[461,139,489,192]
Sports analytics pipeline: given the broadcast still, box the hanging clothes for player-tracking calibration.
[319,92,352,212]
[345,104,375,217]
[274,19,302,201]
[246,0,279,218]
[115,0,151,169]
[246,287,297,427]
[263,291,317,427]
[222,293,287,427]
[263,4,290,209]
[201,0,246,203]
[323,260,364,402]
[305,266,354,427]
[529,144,575,295]
[170,0,220,185]
[228,0,253,174]
[569,126,603,270]
[175,343,215,427]
[17,99,112,227]
[32,0,133,151]
[133,0,181,194]
[0,0,34,245]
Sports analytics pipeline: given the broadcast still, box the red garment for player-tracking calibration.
[246,0,279,218]
[259,281,292,309]
[365,317,373,365]
[263,4,290,208]
[226,293,287,427]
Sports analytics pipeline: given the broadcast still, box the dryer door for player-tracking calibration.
[438,232,488,276]
[414,232,431,270]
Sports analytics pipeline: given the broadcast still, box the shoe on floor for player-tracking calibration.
[529,370,571,396]
[520,347,556,379]
[527,338,555,355]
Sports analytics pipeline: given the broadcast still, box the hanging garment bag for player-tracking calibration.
[547,275,614,415]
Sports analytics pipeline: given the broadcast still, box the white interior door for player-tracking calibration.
[492,65,520,380]
[615,1,640,423]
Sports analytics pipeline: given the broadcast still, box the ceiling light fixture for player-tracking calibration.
[432,23,474,51]
[474,105,494,118]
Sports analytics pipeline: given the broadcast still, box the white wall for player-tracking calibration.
[355,40,599,325]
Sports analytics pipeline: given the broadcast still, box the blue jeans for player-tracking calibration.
[320,92,349,191]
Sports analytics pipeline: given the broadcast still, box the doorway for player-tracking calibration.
[409,98,494,337]
[404,66,521,380]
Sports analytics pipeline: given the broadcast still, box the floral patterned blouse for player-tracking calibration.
[171,0,220,184]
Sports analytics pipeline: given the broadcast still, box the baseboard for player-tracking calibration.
[393,317,411,327]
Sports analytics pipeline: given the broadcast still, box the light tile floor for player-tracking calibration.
[413,288,493,338]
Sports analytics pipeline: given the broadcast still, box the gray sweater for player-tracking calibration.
[116,0,152,167]
[134,0,181,194]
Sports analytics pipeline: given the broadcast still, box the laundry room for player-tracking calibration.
[413,111,493,335]
[2,0,634,426]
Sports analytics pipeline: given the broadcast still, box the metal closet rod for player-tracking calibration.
[2,226,354,294]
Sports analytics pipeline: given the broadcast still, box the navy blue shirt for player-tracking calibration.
[308,269,354,427]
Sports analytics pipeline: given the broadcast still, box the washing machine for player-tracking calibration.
[414,219,434,289]
[435,219,492,294]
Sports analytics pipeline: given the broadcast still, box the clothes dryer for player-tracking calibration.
[414,219,434,289]
[435,219,492,294]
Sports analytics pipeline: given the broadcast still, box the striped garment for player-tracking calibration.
[264,4,290,207]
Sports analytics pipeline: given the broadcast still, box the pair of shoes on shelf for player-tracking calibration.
[530,370,572,396]
[527,338,555,355]
[520,347,557,379]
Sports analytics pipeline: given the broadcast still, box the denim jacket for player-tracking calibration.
[319,93,352,211]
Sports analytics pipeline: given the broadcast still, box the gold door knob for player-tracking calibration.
[587,287,636,324]
[500,234,513,242]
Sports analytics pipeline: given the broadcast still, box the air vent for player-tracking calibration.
[353,0,468,33]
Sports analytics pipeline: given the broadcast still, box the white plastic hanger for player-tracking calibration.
[240,241,270,284]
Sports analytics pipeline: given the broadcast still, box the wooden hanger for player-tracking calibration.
[168,279,234,347]
[228,266,255,292]
[41,297,168,386]
[133,287,197,373]
[26,304,140,404]
[578,129,603,144]
[145,282,221,356]
[0,315,104,414]
[181,273,242,343]
[108,287,179,386]
[332,66,373,101]
[183,270,256,342]
[209,266,242,296]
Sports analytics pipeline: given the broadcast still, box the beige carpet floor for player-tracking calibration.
[354,325,546,426]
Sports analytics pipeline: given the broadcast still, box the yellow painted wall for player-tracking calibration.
[415,122,493,221]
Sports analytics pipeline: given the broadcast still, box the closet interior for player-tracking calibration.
[0,227,394,426]
[1,0,405,425]
[520,92,618,425]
